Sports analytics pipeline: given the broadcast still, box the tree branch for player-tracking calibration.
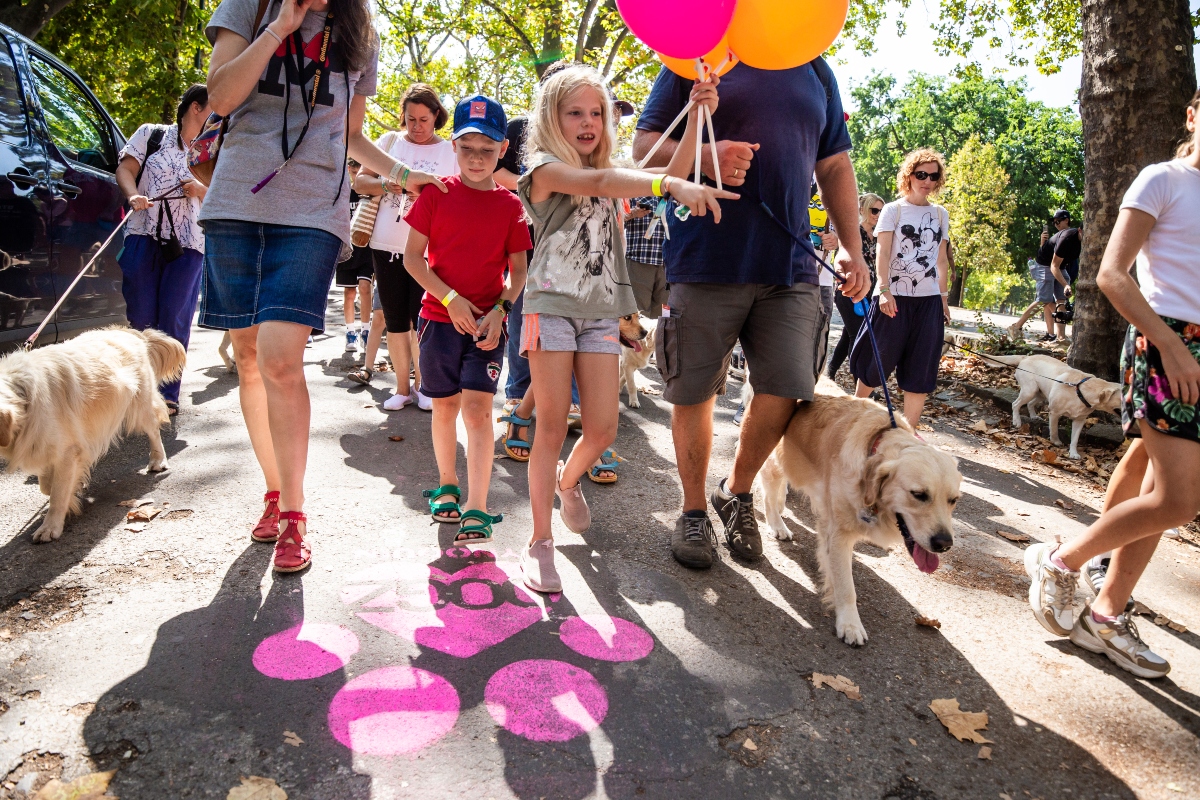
[574,0,601,63]
[602,26,628,77]
[478,0,538,61]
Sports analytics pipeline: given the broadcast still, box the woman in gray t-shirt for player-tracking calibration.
[200,0,446,573]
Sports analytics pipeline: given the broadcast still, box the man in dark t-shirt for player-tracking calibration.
[634,59,870,570]
[1008,209,1079,343]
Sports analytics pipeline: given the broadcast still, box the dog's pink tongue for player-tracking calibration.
[911,542,939,573]
[632,340,642,352]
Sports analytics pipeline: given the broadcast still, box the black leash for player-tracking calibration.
[943,340,1095,408]
[759,202,898,429]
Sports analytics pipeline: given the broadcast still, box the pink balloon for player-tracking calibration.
[617,0,738,59]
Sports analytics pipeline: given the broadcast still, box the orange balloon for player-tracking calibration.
[727,0,849,71]
[658,40,738,79]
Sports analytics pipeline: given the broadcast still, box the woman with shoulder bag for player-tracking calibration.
[350,83,456,409]
[114,84,211,415]
[201,0,446,572]
[826,192,882,379]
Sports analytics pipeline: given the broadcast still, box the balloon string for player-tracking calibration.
[636,100,694,169]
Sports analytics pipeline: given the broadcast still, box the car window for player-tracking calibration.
[28,53,116,172]
[0,38,26,143]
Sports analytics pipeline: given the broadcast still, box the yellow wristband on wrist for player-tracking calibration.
[441,289,458,307]
[651,175,665,197]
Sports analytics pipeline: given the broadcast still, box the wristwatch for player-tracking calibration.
[499,299,513,313]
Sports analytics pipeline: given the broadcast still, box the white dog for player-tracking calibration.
[618,314,655,408]
[755,380,962,646]
[985,354,1122,459]
[0,327,186,542]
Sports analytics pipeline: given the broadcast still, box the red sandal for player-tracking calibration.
[273,511,312,573]
[251,491,281,543]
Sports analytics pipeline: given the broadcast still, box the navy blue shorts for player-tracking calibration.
[418,318,506,398]
[200,220,341,332]
[849,294,944,394]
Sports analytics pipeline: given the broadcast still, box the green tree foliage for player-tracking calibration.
[37,0,209,135]
[847,67,1083,273]
[941,134,1023,309]
[367,0,658,136]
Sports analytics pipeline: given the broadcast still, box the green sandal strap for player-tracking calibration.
[423,485,461,519]
[591,449,624,475]
[456,510,501,541]
[497,412,532,427]
[422,484,461,500]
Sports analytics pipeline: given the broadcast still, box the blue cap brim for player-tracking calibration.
[452,125,506,142]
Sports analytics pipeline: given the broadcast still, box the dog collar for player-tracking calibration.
[1073,376,1093,409]
[868,427,889,456]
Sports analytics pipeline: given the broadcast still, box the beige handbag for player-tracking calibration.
[350,131,398,248]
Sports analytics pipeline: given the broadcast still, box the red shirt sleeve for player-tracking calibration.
[505,198,533,254]
[403,184,439,237]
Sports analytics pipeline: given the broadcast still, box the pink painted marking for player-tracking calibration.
[485,659,608,742]
[357,562,540,658]
[559,615,654,662]
[328,666,459,755]
[252,623,359,680]
[363,589,400,608]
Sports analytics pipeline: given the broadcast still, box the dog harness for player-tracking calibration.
[1074,375,1093,409]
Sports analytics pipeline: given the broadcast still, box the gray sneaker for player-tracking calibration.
[1024,542,1079,636]
[711,480,763,562]
[1083,557,1136,614]
[1070,605,1170,679]
[671,514,718,569]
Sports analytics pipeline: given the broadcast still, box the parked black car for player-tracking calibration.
[0,22,127,353]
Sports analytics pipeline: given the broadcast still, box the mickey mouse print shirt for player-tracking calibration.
[875,198,950,297]
[201,0,378,245]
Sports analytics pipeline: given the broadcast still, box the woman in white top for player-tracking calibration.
[849,149,951,428]
[114,84,210,413]
[1023,90,1200,680]
[352,83,457,409]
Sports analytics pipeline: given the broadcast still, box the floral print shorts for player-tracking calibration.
[1121,316,1200,441]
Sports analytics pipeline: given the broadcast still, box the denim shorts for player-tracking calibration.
[199,220,341,331]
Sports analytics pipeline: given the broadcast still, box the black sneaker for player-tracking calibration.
[711,479,763,561]
[671,513,718,569]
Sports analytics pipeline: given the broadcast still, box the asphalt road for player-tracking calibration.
[0,297,1196,800]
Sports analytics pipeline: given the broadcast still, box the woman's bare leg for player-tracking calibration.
[254,320,313,515]
[229,325,279,493]
[527,351,574,542]
[562,352,620,488]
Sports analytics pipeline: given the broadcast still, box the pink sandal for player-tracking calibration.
[251,491,281,543]
[273,511,312,573]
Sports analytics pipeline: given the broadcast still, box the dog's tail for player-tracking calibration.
[141,328,187,385]
[978,354,1026,368]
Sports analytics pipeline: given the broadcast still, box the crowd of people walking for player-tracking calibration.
[108,0,1200,680]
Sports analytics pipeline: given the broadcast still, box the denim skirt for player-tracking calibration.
[199,220,341,331]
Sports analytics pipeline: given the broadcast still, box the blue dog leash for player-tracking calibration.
[758,201,898,430]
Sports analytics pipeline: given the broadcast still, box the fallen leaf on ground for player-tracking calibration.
[1031,449,1058,465]
[996,531,1031,543]
[387,435,404,442]
[1167,621,1188,633]
[1166,783,1184,793]
[1153,615,1169,625]
[1000,793,1014,800]
[33,770,115,800]
[117,498,154,508]
[742,738,757,751]
[283,730,303,747]
[929,698,993,743]
[978,746,992,760]
[914,615,942,629]
[227,776,288,800]
[908,738,917,746]
[126,507,162,522]
[971,420,988,433]
[812,673,861,700]
[125,522,147,533]
[1053,499,1074,510]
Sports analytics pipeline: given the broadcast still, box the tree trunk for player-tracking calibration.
[0,0,77,38]
[1070,0,1196,379]
[946,240,964,306]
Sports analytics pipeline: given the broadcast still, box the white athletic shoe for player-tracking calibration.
[1007,322,1023,343]
[1070,606,1170,679]
[358,326,370,356]
[1025,542,1079,636]
[383,392,414,411]
[416,389,433,411]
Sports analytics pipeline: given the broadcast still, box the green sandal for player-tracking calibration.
[455,509,502,543]
[422,484,461,523]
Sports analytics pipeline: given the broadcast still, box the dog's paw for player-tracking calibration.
[768,521,791,540]
[31,522,64,543]
[626,394,641,409]
[834,612,868,647]
[148,458,169,473]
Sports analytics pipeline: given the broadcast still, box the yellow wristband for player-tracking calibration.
[441,289,458,307]
[651,174,665,197]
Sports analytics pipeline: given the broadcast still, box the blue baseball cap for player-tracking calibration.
[452,95,507,142]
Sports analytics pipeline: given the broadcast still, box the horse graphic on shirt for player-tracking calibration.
[546,198,619,301]
[889,211,943,295]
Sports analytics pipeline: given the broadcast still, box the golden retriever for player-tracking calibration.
[984,354,1122,459]
[756,381,962,646]
[0,327,186,542]
[618,313,655,408]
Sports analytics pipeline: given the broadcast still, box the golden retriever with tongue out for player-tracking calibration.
[756,381,962,646]
[617,314,655,408]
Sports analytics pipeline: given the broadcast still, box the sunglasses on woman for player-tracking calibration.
[913,170,941,182]
[869,207,883,215]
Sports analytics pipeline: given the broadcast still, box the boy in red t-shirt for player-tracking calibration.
[404,94,532,543]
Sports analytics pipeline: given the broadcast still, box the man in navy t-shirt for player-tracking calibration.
[634,59,870,570]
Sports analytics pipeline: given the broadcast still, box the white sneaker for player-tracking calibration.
[383,392,414,411]
[345,328,358,352]
[1164,527,1181,540]
[1070,605,1170,679]
[416,389,433,411]
[522,539,562,593]
[358,326,370,356]
[1025,542,1079,636]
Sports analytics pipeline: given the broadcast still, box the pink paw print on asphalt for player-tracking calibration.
[251,548,654,754]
